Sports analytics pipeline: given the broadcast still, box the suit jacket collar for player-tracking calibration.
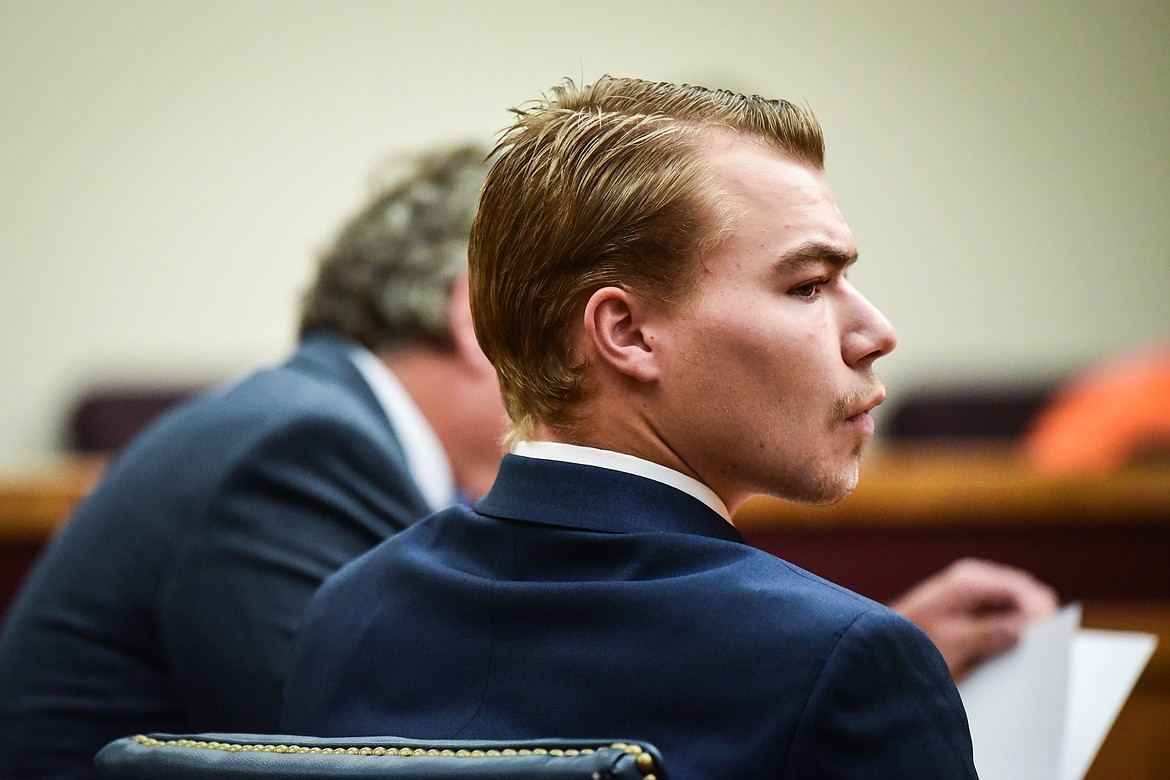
[289,331,405,459]
[475,454,745,544]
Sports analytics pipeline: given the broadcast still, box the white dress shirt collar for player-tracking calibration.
[348,344,455,512]
[511,440,732,522]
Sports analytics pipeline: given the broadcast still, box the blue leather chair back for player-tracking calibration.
[95,733,665,779]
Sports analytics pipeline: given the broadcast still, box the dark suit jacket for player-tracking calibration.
[281,454,978,779]
[0,332,433,779]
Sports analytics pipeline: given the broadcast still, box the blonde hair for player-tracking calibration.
[469,76,824,444]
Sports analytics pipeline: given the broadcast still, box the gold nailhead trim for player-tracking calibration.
[130,734,653,776]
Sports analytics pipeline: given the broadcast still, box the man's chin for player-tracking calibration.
[777,463,860,507]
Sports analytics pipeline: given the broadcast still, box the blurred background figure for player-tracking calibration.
[1025,341,1170,476]
[0,144,507,779]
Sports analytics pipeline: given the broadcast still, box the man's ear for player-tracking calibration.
[583,286,660,383]
[447,274,494,375]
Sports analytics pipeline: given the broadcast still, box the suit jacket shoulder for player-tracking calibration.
[0,332,433,778]
[282,455,976,780]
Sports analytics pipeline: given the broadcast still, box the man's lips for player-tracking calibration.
[841,388,886,435]
[844,409,876,436]
[845,388,886,420]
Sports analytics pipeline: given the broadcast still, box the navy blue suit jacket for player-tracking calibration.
[0,333,433,778]
[282,454,978,779]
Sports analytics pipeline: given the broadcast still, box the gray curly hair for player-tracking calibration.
[299,144,487,351]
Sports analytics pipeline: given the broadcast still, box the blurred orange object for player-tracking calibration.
[1025,342,1170,475]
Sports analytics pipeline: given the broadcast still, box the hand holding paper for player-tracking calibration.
[958,603,1156,780]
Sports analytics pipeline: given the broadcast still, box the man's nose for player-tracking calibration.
[842,283,897,368]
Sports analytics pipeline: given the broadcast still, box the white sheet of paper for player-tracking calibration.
[1060,627,1157,780]
[959,603,1079,780]
[956,603,1157,780]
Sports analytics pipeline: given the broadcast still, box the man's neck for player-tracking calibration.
[382,347,500,501]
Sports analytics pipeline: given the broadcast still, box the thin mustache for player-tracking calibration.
[832,381,885,422]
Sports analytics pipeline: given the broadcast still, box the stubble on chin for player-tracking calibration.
[773,450,862,507]
[818,459,861,505]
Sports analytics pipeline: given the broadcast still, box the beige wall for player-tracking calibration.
[2,0,1168,462]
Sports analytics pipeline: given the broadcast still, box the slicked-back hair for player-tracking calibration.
[299,144,487,352]
[469,75,825,443]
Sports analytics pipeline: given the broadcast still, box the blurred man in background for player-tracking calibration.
[0,144,507,778]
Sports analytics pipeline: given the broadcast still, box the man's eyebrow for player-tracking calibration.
[774,242,858,272]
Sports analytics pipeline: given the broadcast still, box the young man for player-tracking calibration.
[0,145,507,778]
[281,77,980,778]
